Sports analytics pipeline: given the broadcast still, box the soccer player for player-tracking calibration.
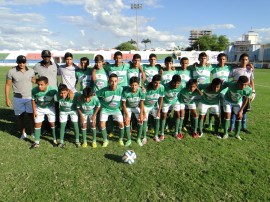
[142,74,164,143]
[91,54,108,92]
[76,57,92,93]
[96,74,124,147]
[122,77,145,146]
[160,74,183,140]
[198,78,224,137]
[5,55,35,139]
[57,84,80,148]
[30,76,58,148]
[127,54,145,86]
[142,53,160,87]
[160,56,177,85]
[77,87,100,148]
[222,76,252,140]
[178,79,202,138]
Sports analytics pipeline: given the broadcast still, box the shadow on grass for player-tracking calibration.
[0,108,18,136]
[104,154,123,163]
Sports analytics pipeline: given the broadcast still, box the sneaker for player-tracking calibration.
[75,142,81,148]
[137,139,143,146]
[199,133,204,138]
[108,133,114,138]
[154,136,160,142]
[241,128,251,134]
[102,141,109,148]
[58,143,65,148]
[159,135,165,141]
[119,139,124,146]
[235,135,242,140]
[53,139,58,145]
[20,133,27,140]
[223,134,229,139]
[92,141,97,148]
[142,138,147,145]
[125,140,132,147]
[183,127,188,132]
[82,142,88,148]
[214,133,222,139]
[31,133,35,138]
[192,132,199,139]
[30,143,40,149]
[175,133,184,140]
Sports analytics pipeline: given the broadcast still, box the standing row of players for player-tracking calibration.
[5,51,255,148]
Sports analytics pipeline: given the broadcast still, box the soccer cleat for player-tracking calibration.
[108,133,114,138]
[31,133,35,138]
[20,133,27,140]
[102,141,109,148]
[142,138,147,145]
[75,142,81,148]
[136,139,143,146]
[235,135,242,140]
[30,143,40,149]
[92,141,97,148]
[58,143,65,148]
[53,139,58,145]
[119,139,124,146]
[175,133,184,140]
[241,128,251,134]
[214,133,222,139]
[82,142,88,148]
[159,135,165,141]
[223,134,229,139]
[192,132,199,139]
[154,136,160,142]
[183,127,188,132]
[125,140,132,147]
[199,133,204,138]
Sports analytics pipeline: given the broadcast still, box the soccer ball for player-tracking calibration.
[122,150,137,164]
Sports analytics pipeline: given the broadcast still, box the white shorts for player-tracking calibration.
[180,103,196,110]
[81,114,94,124]
[13,97,33,115]
[162,102,180,113]
[125,107,140,120]
[60,111,78,123]
[144,106,159,121]
[223,100,242,114]
[100,109,123,122]
[199,103,220,115]
[35,106,56,123]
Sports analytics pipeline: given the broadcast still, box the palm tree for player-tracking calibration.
[128,39,136,45]
[141,38,151,50]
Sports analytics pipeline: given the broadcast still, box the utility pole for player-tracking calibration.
[131,1,142,51]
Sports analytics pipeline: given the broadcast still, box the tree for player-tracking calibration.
[141,38,151,50]
[115,42,136,51]
[128,39,136,45]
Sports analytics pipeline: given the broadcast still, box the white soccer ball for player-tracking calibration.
[122,150,137,164]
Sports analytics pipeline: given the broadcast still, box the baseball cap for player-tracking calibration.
[41,50,51,57]
[16,55,27,63]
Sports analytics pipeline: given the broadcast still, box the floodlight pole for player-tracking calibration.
[131,2,142,51]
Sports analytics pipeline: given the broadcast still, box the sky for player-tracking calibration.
[0,0,270,51]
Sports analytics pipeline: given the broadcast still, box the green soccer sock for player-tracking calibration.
[161,119,166,135]
[51,126,56,141]
[193,117,198,133]
[137,123,143,140]
[179,118,184,133]
[34,128,41,144]
[82,128,87,143]
[235,120,242,137]
[91,128,97,142]
[60,122,67,144]
[175,118,180,135]
[154,119,160,137]
[209,113,214,127]
[199,119,204,134]
[125,125,131,141]
[142,121,148,138]
[73,122,80,143]
[224,119,230,135]
[101,128,108,141]
[119,127,124,140]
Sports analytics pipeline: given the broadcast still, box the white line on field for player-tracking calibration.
[255,84,270,88]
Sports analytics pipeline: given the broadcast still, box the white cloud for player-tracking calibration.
[80,29,85,36]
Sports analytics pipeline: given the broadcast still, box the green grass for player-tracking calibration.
[0,67,270,201]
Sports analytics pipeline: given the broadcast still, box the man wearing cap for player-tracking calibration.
[5,55,35,139]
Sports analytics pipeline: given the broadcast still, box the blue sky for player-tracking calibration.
[0,0,270,50]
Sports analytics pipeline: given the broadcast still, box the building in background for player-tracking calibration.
[189,30,212,47]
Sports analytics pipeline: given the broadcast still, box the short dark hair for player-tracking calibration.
[171,74,181,83]
[80,57,89,63]
[129,76,140,85]
[237,75,249,83]
[198,52,208,59]
[64,52,73,59]
[133,54,141,60]
[239,53,249,61]
[58,84,68,92]
[114,51,122,59]
[180,57,188,63]
[217,53,227,60]
[37,76,48,84]
[186,79,197,89]
[83,87,94,97]
[149,53,157,59]
[211,78,222,86]
[165,56,173,64]
[94,54,104,62]
[109,73,118,80]
[152,74,162,82]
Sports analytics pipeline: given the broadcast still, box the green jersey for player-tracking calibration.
[76,68,92,91]
[96,86,123,111]
[58,92,79,112]
[198,84,226,105]
[191,65,213,84]
[77,95,100,115]
[104,63,130,87]
[122,87,145,108]
[161,70,177,85]
[211,65,232,82]
[144,84,164,107]
[177,69,191,88]
[127,68,141,85]
[94,68,108,92]
[223,82,252,104]
[143,65,159,86]
[32,86,58,108]
[178,88,200,104]
[163,82,183,104]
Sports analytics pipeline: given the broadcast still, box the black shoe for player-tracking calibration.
[30,143,40,149]
[241,128,251,134]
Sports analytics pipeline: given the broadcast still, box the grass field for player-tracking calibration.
[0,67,269,201]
